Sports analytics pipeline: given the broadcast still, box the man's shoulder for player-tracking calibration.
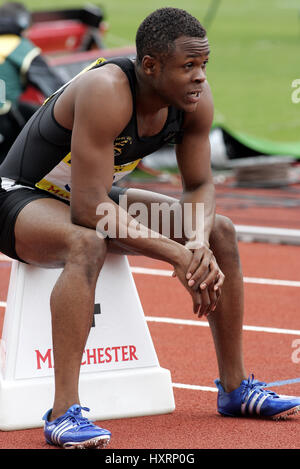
[69,63,134,138]
[73,63,133,110]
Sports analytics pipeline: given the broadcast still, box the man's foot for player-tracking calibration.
[43,404,111,449]
[215,374,300,420]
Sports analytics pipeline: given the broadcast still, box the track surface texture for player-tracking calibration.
[0,175,300,449]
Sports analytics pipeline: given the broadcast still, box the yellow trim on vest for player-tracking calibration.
[35,157,141,201]
[114,159,141,174]
[63,152,71,165]
[0,35,21,63]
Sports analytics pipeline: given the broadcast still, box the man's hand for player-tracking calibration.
[173,244,225,317]
[187,243,224,316]
[172,248,203,316]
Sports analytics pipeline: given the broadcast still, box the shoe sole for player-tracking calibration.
[63,435,111,449]
[46,434,111,449]
[218,404,300,420]
[272,404,300,421]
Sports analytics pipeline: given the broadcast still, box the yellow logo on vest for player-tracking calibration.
[114,136,133,157]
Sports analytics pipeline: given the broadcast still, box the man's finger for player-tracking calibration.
[214,271,225,291]
[186,250,203,280]
[193,291,202,315]
[198,288,210,317]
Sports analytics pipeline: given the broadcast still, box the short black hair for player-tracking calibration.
[135,7,206,64]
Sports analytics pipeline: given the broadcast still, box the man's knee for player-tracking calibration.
[210,215,241,267]
[67,229,108,276]
[210,215,237,246]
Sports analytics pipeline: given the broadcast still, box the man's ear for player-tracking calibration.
[141,55,159,75]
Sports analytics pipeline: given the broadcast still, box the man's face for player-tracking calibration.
[153,36,210,112]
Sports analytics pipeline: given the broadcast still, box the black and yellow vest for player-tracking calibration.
[0,57,184,200]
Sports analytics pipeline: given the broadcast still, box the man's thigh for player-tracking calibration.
[14,197,100,268]
[124,187,189,243]
[12,185,128,266]
[124,187,230,248]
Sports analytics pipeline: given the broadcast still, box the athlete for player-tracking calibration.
[0,7,299,449]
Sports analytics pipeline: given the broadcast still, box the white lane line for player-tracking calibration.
[172,383,296,397]
[243,277,300,288]
[131,266,173,277]
[130,266,300,288]
[172,383,217,392]
[0,302,299,335]
[0,257,299,287]
[145,316,300,336]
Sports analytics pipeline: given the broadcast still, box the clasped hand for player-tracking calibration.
[173,243,225,317]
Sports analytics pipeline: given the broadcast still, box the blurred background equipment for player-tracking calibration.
[0,1,64,162]
[27,3,107,54]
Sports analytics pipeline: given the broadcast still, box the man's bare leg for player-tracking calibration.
[14,198,108,420]
[207,216,246,391]
[125,188,247,392]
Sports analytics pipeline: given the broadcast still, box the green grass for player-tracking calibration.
[14,0,300,143]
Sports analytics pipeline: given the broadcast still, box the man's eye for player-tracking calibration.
[184,62,193,69]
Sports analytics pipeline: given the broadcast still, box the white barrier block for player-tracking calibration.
[0,254,175,430]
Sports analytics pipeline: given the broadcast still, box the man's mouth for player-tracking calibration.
[186,90,201,103]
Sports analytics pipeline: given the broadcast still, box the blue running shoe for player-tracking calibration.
[43,404,111,449]
[215,374,300,420]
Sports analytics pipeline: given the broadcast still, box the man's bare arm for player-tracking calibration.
[176,81,224,314]
[69,69,187,268]
[176,81,215,247]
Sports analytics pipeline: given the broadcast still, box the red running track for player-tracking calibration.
[0,242,300,449]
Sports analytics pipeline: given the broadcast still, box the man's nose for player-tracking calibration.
[193,68,206,83]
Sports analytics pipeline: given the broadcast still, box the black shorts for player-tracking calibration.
[0,182,127,262]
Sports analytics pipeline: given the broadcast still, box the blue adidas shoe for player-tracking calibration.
[215,374,300,420]
[43,404,111,449]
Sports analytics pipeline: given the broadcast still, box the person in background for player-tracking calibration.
[0,2,64,162]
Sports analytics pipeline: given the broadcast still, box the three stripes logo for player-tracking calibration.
[48,419,77,445]
[241,389,269,416]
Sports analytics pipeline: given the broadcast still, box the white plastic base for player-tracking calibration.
[0,367,174,431]
[0,254,175,430]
